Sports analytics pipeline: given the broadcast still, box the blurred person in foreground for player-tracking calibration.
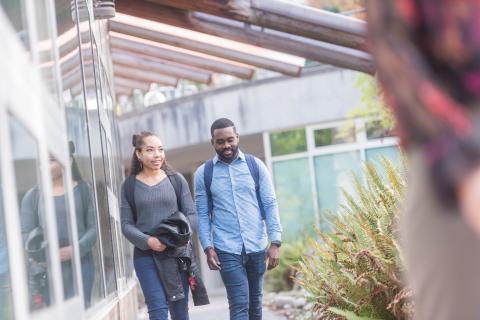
[367,1,480,319]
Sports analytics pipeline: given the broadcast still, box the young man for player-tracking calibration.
[194,118,283,320]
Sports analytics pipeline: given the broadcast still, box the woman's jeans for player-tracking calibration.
[134,250,190,320]
[216,248,266,320]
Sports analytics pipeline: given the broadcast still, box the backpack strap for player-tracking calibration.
[203,159,214,220]
[167,173,182,212]
[124,175,138,223]
[245,154,266,220]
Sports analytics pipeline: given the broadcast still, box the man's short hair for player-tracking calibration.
[210,118,236,137]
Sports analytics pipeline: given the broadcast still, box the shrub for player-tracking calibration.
[296,158,413,319]
[265,238,306,292]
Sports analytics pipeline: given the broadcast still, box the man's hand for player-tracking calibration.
[205,247,221,270]
[266,244,280,270]
[59,246,73,262]
[147,237,167,252]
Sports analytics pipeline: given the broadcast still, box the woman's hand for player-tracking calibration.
[147,237,167,252]
[59,246,73,261]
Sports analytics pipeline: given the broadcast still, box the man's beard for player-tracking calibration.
[217,146,238,162]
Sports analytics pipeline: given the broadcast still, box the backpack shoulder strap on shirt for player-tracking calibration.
[167,173,182,212]
[245,154,266,220]
[124,175,138,223]
[203,159,214,220]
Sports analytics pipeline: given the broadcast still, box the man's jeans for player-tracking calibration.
[134,250,190,320]
[217,248,267,320]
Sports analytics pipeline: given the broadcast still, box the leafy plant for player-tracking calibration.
[265,239,307,292]
[296,157,413,319]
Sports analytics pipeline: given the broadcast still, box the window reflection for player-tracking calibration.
[0,0,30,50]
[0,164,14,319]
[11,116,53,311]
[58,0,106,307]
[48,153,80,301]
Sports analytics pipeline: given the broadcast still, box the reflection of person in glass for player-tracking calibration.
[0,191,13,319]
[21,142,97,307]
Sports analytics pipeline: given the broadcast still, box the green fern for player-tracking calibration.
[296,157,413,319]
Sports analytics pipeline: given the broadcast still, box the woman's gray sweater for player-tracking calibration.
[120,174,198,250]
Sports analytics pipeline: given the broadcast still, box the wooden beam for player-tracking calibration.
[109,20,302,77]
[115,86,133,96]
[111,50,212,84]
[109,35,254,79]
[192,13,373,74]
[115,78,150,92]
[113,64,179,87]
[114,1,372,73]
[141,0,366,50]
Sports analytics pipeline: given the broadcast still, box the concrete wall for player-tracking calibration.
[118,67,363,162]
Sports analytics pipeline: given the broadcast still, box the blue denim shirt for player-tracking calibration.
[194,150,282,254]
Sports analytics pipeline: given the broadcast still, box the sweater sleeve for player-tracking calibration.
[77,182,97,257]
[20,188,39,243]
[120,182,150,250]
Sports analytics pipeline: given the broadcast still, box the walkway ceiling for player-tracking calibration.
[111,0,373,95]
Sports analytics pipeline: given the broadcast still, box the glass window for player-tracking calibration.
[33,0,59,101]
[48,155,79,300]
[0,161,14,319]
[0,0,30,50]
[272,158,315,241]
[10,115,54,311]
[365,146,401,177]
[314,151,362,222]
[366,120,395,140]
[59,0,106,307]
[314,124,355,147]
[269,128,307,156]
[65,107,105,308]
[89,115,117,295]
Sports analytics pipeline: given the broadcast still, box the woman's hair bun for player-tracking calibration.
[68,141,76,155]
[132,134,139,147]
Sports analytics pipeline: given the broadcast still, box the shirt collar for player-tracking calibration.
[212,149,245,164]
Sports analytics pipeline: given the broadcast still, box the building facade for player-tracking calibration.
[0,1,137,319]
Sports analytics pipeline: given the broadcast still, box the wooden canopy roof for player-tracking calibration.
[110,0,372,95]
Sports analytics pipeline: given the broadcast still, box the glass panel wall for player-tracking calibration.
[365,146,401,179]
[0,160,14,319]
[33,0,59,101]
[48,154,79,300]
[269,128,307,156]
[92,123,117,294]
[314,123,356,147]
[10,115,54,311]
[58,0,105,307]
[0,0,30,50]
[272,158,315,241]
[267,120,399,234]
[314,151,362,215]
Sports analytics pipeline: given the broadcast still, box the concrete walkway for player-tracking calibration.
[189,294,286,320]
[138,289,286,320]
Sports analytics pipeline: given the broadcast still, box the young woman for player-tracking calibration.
[121,131,198,320]
[21,144,96,308]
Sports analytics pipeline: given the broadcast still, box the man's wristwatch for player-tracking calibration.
[271,241,282,248]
